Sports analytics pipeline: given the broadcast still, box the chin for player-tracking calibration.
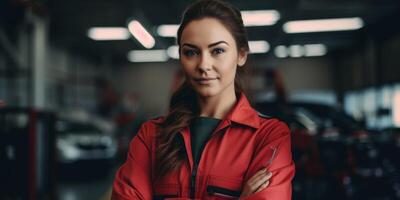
[193,87,220,97]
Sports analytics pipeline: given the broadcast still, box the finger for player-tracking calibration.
[246,172,272,194]
[249,171,272,186]
[255,181,270,193]
[255,179,271,193]
[252,168,267,179]
[250,168,267,180]
[248,169,267,183]
[252,172,272,189]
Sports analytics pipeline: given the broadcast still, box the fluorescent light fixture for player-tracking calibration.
[128,20,155,49]
[275,44,327,58]
[127,50,168,62]
[248,40,270,53]
[87,27,130,40]
[283,17,364,33]
[157,24,180,37]
[289,45,304,57]
[393,90,400,127]
[304,44,327,57]
[167,45,179,59]
[241,10,280,26]
[274,45,288,58]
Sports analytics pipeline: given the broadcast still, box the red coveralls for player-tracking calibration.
[112,93,295,199]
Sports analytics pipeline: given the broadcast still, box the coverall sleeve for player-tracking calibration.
[111,122,153,200]
[242,121,295,200]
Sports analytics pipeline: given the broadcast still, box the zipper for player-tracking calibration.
[190,164,198,198]
[189,123,231,199]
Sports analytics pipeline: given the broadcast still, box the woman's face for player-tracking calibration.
[179,17,247,98]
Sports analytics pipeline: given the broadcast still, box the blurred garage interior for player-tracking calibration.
[1,0,400,200]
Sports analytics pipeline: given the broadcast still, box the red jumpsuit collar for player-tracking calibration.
[224,92,260,129]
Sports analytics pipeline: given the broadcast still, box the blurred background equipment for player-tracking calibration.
[255,68,400,200]
[0,108,56,200]
[1,0,400,199]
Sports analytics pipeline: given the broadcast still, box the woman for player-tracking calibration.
[112,0,294,199]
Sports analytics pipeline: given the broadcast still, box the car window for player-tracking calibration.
[56,121,102,135]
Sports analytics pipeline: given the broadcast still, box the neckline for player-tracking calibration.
[195,116,222,121]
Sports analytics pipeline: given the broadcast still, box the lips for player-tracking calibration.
[194,77,218,84]
[194,77,218,81]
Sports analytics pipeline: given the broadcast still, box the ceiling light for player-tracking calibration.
[127,50,168,62]
[283,17,364,33]
[248,40,270,53]
[157,24,180,37]
[128,20,155,49]
[304,44,327,57]
[289,45,304,57]
[393,90,400,127]
[274,45,288,58]
[87,27,130,40]
[274,44,327,58]
[167,45,179,59]
[241,10,280,26]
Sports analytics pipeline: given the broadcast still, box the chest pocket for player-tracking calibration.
[206,175,242,199]
[153,183,180,200]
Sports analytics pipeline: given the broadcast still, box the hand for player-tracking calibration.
[240,168,272,197]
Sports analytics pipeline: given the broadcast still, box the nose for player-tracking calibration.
[197,53,212,72]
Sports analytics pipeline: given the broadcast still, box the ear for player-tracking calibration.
[237,49,248,67]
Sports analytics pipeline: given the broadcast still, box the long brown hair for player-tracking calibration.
[155,0,250,180]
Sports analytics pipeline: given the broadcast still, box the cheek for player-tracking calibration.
[217,55,238,78]
[180,60,195,74]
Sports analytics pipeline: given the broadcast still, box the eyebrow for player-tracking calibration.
[182,41,229,49]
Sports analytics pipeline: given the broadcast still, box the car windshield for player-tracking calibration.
[292,103,361,130]
[56,120,102,135]
[255,101,362,134]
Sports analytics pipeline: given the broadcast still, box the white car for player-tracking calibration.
[55,120,117,164]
